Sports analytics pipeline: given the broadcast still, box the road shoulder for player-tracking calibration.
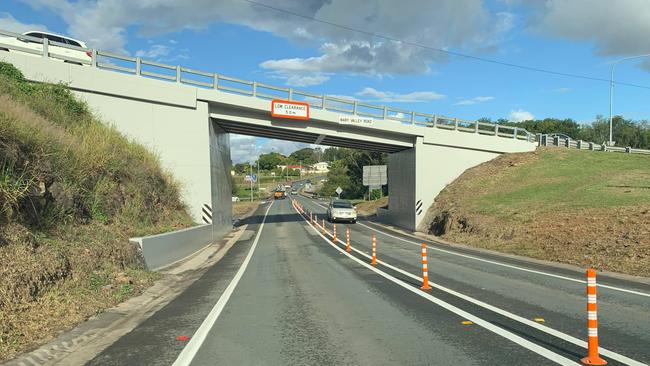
[3,220,254,366]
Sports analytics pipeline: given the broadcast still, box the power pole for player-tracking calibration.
[257,160,260,200]
[249,162,253,202]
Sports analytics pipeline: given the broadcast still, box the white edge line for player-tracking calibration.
[304,198,650,298]
[290,199,581,366]
[298,198,646,366]
[172,201,274,366]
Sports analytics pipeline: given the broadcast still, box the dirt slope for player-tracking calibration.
[420,148,650,277]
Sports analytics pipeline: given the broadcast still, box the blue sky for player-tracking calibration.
[2,0,650,162]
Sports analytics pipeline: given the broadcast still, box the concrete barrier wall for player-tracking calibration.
[130,225,213,271]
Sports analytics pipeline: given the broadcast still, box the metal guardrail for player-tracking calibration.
[0,28,538,141]
[538,134,650,155]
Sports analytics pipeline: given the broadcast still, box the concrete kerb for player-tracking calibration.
[2,223,251,366]
[362,219,650,286]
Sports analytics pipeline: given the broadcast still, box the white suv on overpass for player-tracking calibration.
[0,30,91,65]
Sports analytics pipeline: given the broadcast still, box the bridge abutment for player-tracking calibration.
[385,138,499,231]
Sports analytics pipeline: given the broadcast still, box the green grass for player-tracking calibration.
[0,62,192,361]
[467,149,650,219]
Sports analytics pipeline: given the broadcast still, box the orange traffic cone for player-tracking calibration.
[346,227,351,252]
[581,269,607,365]
[371,234,377,266]
[420,243,432,290]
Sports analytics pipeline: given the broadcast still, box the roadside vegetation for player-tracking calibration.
[318,148,387,199]
[0,62,192,361]
[483,116,650,149]
[421,148,650,277]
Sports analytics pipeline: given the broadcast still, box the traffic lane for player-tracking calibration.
[302,196,650,297]
[189,198,554,365]
[86,203,273,366]
[360,219,650,297]
[296,196,650,363]
[293,200,626,365]
[297,195,650,307]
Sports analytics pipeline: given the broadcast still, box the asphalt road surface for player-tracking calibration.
[87,196,650,366]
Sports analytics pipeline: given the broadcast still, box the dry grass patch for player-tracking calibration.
[0,63,191,361]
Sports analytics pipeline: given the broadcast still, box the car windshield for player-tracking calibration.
[332,201,352,208]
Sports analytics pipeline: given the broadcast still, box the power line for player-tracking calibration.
[243,0,650,90]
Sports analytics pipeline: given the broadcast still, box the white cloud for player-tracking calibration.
[530,1,650,70]
[134,44,189,63]
[284,74,330,87]
[135,44,171,59]
[229,135,317,164]
[230,135,258,164]
[356,87,445,103]
[509,109,535,122]
[454,96,495,105]
[0,12,47,33]
[19,0,513,77]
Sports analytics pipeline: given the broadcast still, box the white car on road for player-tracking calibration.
[0,31,91,65]
[327,199,357,223]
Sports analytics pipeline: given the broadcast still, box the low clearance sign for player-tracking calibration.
[271,100,310,120]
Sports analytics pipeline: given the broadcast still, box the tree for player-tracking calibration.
[288,148,317,165]
[320,148,387,199]
[258,152,286,171]
[320,160,353,198]
[233,163,249,175]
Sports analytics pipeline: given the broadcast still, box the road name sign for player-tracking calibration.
[271,100,310,120]
[339,116,373,125]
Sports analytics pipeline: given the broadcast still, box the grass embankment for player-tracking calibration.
[0,63,192,360]
[421,148,650,276]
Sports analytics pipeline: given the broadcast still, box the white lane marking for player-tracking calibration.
[300,198,650,298]
[172,201,274,366]
[332,236,645,366]
[302,200,648,366]
[291,200,580,366]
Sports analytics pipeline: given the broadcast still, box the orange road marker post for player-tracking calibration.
[322,219,326,235]
[346,227,351,252]
[371,234,377,266]
[581,269,607,365]
[420,243,432,290]
[333,224,337,241]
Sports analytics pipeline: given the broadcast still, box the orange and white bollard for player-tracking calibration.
[420,243,432,290]
[310,211,313,223]
[346,227,351,252]
[333,224,337,241]
[371,234,377,266]
[581,269,607,365]
[322,219,326,235]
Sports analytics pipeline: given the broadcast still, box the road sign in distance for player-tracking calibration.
[271,100,310,120]
[363,165,387,186]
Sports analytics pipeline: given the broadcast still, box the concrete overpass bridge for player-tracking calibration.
[0,30,536,235]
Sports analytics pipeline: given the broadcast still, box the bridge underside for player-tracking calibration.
[213,118,407,154]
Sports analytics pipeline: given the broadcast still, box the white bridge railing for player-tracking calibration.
[0,29,537,141]
[539,135,650,155]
